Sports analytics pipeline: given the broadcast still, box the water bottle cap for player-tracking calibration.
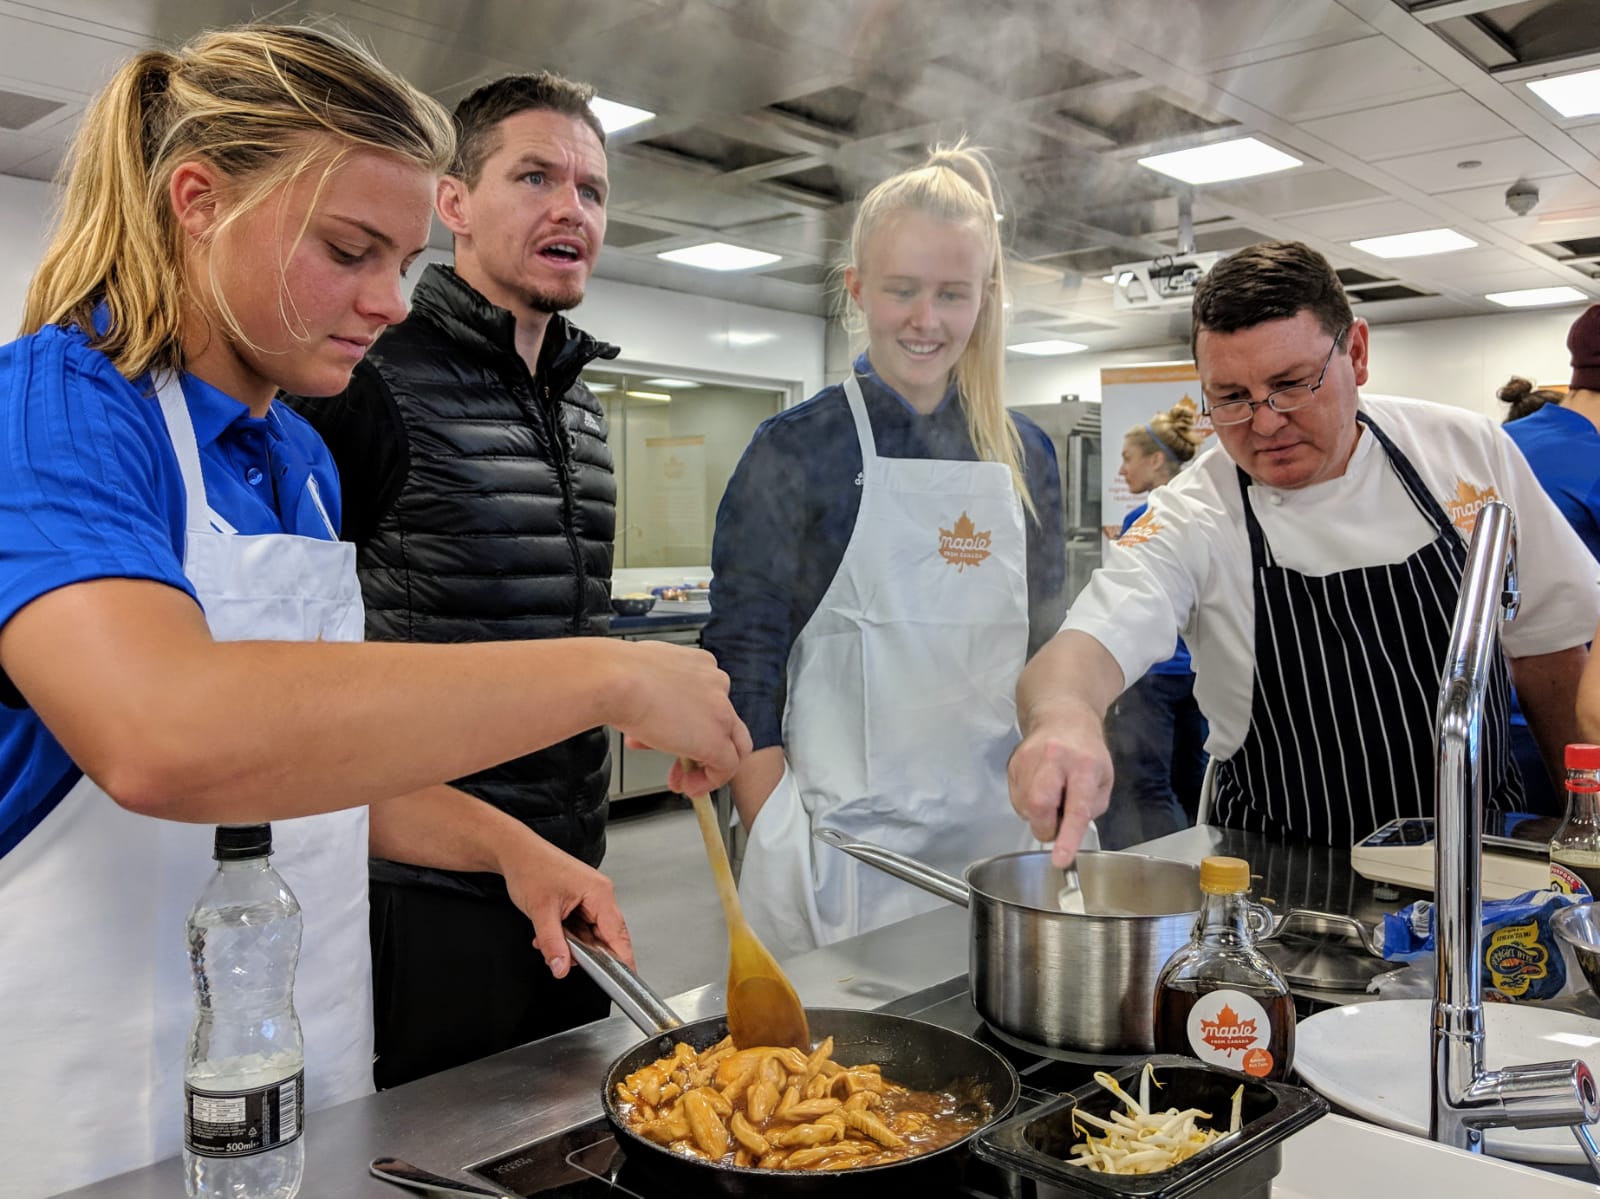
[1199,856,1251,895]
[1567,744,1600,771]
[213,823,272,861]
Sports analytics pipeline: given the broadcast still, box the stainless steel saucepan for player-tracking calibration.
[815,830,1202,1055]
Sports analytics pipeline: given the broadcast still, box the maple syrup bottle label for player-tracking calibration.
[1184,988,1277,1077]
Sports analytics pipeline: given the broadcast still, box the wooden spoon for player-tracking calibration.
[684,779,810,1051]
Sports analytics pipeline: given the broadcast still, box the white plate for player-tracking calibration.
[1277,1114,1595,1196]
[1296,999,1600,1164]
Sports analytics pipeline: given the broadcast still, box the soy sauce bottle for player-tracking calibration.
[1153,856,1294,1080]
[1550,744,1600,900]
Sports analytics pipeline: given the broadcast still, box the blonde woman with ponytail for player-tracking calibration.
[0,26,746,1195]
[1098,400,1209,850]
[704,144,1065,955]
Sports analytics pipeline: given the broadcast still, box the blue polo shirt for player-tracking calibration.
[1119,503,1192,676]
[1505,403,1600,563]
[0,321,343,858]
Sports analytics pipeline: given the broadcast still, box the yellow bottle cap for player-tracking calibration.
[1199,856,1251,895]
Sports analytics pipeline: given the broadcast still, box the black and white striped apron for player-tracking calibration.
[1211,411,1524,846]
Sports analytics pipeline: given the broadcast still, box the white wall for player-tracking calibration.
[0,175,54,333]
[1004,307,1586,421]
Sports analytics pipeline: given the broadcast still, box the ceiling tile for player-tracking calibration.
[1375,136,1568,194]
[1392,246,1537,282]
[1208,168,1386,217]
[1300,93,1518,161]
[1436,173,1600,224]
[1282,199,1439,241]
[1183,0,1374,68]
[1211,36,1449,124]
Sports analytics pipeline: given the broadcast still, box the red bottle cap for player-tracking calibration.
[1567,744,1600,771]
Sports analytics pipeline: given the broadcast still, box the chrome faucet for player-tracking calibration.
[1431,500,1600,1170]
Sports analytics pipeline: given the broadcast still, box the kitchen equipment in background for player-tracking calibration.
[610,595,657,616]
[1350,815,1552,898]
[1295,1000,1600,1165]
[1256,909,1390,993]
[815,830,1200,1054]
[565,939,1022,1196]
[974,1055,1327,1199]
[1015,400,1102,604]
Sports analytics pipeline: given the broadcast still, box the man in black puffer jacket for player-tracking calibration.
[287,72,628,1089]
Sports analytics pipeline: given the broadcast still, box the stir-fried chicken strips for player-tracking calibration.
[614,1034,989,1170]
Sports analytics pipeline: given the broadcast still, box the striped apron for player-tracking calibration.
[1211,411,1523,845]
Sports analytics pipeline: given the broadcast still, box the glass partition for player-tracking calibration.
[583,370,784,569]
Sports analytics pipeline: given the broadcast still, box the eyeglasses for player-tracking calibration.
[1202,326,1348,427]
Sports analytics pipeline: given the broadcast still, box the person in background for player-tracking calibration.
[704,144,1065,957]
[1503,309,1600,563]
[1097,400,1208,848]
[1499,364,1597,813]
[1011,241,1598,862]
[0,27,747,1196]
[1498,374,1561,424]
[286,72,625,1091]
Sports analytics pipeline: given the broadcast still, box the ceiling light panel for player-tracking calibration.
[1138,137,1302,185]
[1484,286,1589,308]
[1349,228,1477,258]
[590,96,655,134]
[1526,68,1600,119]
[658,242,783,271]
[1008,339,1089,356]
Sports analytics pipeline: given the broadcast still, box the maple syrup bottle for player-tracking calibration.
[1153,856,1295,1081]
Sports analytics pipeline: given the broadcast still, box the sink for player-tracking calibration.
[1277,1115,1593,1196]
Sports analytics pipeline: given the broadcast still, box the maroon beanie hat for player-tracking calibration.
[1570,304,1600,391]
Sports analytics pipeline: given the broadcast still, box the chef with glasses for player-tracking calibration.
[1011,240,1599,857]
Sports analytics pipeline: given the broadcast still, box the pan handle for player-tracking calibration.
[813,828,971,908]
[566,934,685,1036]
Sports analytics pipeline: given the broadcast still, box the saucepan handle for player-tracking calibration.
[566,933,684,1036]
[813,827,971,908]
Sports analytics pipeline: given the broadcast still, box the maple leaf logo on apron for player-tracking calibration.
[938,511,992,571]
[1447,479,1500,535]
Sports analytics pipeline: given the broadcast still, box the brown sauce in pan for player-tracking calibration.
[614,1034,991,1171]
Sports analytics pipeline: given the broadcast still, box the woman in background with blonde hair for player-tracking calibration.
[704,144,1065,955]
[0,25,745,1194]
[1098,400,1208,849]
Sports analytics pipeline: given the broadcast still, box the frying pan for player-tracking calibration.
[567,939,1021,1195]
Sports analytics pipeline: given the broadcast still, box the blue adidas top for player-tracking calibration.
[1119,503,1193,677]
[704,354,1066,752]
[0,322,343,858]
[1504,403,1600,564]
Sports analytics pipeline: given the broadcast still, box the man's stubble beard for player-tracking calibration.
[526,279,586,315]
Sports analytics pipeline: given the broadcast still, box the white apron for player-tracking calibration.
[0,375,374,1198]
[738,375,1039,957]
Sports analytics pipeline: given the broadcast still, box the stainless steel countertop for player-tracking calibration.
[48,825,1483,1198]
[57,905,973,1198]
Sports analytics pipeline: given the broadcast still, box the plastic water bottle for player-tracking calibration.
[183,824,305,1198]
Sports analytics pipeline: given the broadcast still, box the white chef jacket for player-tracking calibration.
[1064,394,1600,759]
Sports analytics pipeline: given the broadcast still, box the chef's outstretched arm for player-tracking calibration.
[1512,643,1589,786]
[368,784,632,981]
[1011,630,1126,867]
[0,577,750,822]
